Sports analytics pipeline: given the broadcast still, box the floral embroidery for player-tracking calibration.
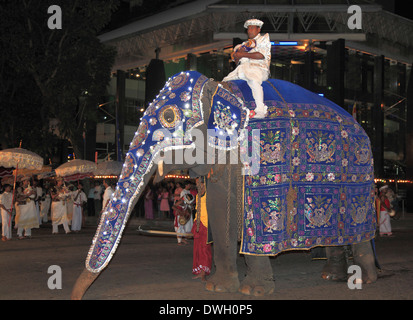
[180,91,191,102]
[236,78,375,256]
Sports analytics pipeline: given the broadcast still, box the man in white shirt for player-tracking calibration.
[0,184,13,241]
[223,18,271,118]
[33,180,43,225]
[93,181,103,216]
[71,183,87,232]
[101,179,114,213]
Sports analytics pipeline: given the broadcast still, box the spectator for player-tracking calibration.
[192,178,212,281]
[71,183,87,232]
[93,181,103,216]
[144,186,154,220]
[158,187,170,220]
[0,184,13,241]
[379,185,393,236]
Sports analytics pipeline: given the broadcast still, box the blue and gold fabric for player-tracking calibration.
[86,71,210,272]
[225,79,376,255]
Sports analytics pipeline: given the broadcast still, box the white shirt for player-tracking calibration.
[180,189,190,198]
[94,185,103,200]
[36,186,43,199]
[102,187,114,208]
[237,33,271,74]
[72,190,87,205]
[0,192,13,211]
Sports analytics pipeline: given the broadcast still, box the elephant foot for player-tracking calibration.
[205,272,240,293]
[321,266,348,281]
[352,241,378,284]
[322,246,348,282]
[239,275,275,297]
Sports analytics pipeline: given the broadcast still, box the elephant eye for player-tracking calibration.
[159,105,181,128]
[164,109,175,124]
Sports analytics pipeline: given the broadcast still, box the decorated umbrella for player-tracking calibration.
[55,159,97,182]
[0,147,44,224]
[13,165,52,181]
[94,160,123,177]
[0,148,43,171]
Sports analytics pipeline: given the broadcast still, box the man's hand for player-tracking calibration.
[233,50,264,64]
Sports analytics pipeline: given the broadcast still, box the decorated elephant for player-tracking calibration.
[71,71,377,299]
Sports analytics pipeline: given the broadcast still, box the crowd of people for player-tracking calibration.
[0,177,212,281]
[0,174,402,284]
[0,177,116,241]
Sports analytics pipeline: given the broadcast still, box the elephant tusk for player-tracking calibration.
[158,160,164,177]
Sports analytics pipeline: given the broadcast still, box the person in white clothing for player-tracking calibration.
[15,178,39,239]
[0,184,13,241]
[33,180,43,225]
[71,183,87,232]
[223,18,271,118]
[94,181,103,216]
[101,179,114,214]
[51,179,71,234]
[40,186,51,223]
[173,181,194,245]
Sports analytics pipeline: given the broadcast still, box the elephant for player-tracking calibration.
[71,71,378,299]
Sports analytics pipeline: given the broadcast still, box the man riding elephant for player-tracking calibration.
[224,18,271,119]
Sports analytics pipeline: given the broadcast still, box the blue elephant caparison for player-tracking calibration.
[72,71,377,298]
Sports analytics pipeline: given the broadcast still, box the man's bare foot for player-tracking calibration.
[192,271,207,282]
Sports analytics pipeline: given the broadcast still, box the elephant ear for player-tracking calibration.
[207,85,250,151]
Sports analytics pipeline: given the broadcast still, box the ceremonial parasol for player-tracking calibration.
[55,159,97,181]
[13,165,52,181]
[0,148,43,171]
[0,147,44,223]
[94,160,123,177]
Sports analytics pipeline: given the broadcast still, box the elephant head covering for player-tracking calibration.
[86,71,211,272]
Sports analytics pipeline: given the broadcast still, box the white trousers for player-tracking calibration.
[52,221,70,234]
[36,202,41,225]
[17,227,31,237]
[223,63,269,110]
[379,210,392,234]
[1,209,12,239]
[71,205,82,231]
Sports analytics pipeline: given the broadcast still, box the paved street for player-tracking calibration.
[1,213,413,301]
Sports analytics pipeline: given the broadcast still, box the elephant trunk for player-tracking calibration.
[71,268,100,300]
[71,159,157,299]
[71,71,213,299]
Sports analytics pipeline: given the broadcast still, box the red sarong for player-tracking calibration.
[191,221,212,275]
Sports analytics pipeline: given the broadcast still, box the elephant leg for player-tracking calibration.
[204,166,240,293]
[239,255,275,296]
[351,241,377,284]
[322,246,348,281]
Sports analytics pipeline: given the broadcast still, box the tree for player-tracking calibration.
[0,0,119,161]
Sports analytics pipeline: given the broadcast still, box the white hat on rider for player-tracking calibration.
[244,18,264,29]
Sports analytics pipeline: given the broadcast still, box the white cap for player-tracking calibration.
[244,18,264,29]
[379,185,389,192]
